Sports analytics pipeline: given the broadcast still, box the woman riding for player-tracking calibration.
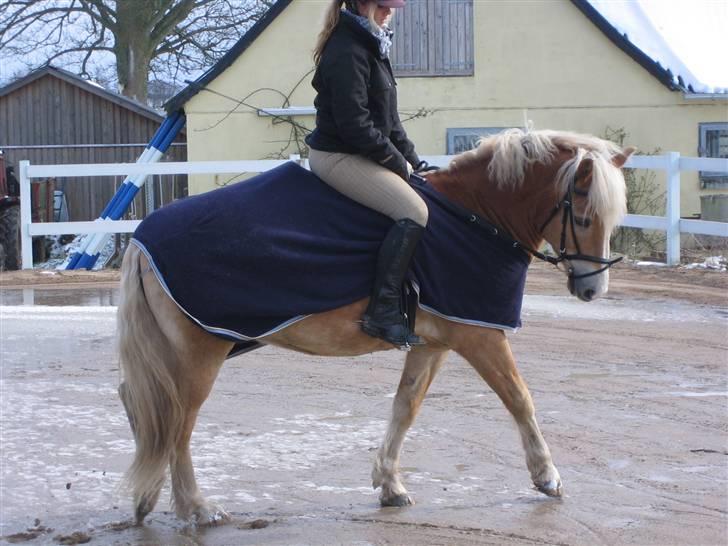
[306,0,427,349]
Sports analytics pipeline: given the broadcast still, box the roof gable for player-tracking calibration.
[164,0,294,113]
[166,0,721,114]
[571,0,684,92]
[0,66,165,121]
[572,0,726,95]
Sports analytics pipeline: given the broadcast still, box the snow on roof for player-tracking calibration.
[587,0,728,95]
[167,0,727,111]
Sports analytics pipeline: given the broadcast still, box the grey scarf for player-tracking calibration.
[343,10,393,59]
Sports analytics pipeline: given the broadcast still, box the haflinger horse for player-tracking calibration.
[117,128,633,525]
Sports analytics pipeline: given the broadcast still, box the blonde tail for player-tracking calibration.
[117,244,184,522]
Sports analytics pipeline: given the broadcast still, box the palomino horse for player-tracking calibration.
[118,129,633,524]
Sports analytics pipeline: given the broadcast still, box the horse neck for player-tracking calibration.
[427,155,562,250]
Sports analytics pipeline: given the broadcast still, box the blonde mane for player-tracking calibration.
[471,128,627,231]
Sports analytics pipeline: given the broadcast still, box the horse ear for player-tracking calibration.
[612,146,636,168]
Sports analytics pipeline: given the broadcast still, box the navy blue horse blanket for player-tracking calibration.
[132,162,529,349]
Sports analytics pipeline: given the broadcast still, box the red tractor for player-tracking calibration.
[0,154,62,270]
[0,153,21,270]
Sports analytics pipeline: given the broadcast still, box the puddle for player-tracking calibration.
[0,287,119,306]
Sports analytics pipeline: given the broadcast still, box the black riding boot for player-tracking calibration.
[361,218,425,348]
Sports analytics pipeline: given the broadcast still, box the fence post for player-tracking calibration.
[145,176,156,216]
[18,160,33,269]
[665,152,681,265]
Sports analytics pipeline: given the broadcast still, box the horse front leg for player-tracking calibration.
[372,348,449,506]
[454,326,562,497]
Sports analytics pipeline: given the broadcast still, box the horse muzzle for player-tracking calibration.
[567,263,609,302]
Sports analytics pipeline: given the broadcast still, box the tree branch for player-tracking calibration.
[0,0,278,103]
[149,0,196,44]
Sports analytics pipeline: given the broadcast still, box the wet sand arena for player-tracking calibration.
[1,262,727,545]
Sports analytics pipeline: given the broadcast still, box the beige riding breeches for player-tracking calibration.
[308,148,428,227]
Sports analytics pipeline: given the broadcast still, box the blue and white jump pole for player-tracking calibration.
[66,111,186,270]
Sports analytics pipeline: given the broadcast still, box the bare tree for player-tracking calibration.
[0,0,274,103]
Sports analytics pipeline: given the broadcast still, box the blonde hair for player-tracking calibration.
[313,0,380,65]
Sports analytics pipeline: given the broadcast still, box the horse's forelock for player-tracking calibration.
[555,147,627,232]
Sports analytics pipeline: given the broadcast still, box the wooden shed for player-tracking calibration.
[0,66,187,221]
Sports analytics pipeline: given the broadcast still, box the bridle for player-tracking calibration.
[529,179,622,280]
[411,167,622,281]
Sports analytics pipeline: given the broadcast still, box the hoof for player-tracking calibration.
[134,492,161,524]
[380,493,414,507]
[190,505,231,526]
[535,479,563,498]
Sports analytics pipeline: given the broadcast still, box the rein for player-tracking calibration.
[411,171,622,280]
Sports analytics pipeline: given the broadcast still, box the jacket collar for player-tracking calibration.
[339,10,382,56]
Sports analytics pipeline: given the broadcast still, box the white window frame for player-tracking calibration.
[446,127,511,154]
[699,122,728,189]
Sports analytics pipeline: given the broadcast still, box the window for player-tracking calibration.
[699,122,728,189]
[447,127,510,154]
[390,0,474,77]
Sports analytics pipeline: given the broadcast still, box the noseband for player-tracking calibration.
[531,180,622,280]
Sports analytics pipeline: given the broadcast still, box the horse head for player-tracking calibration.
[427,129,634,302]
[537,140,634,301]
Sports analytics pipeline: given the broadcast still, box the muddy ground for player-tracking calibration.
[0,262,726,545]
[2,259,726,305]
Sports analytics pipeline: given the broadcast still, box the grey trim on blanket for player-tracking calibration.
[409,281,515,333]
[132,239,310,341]
[132,239,514,340]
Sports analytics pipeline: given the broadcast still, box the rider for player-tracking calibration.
[306,0,427,348]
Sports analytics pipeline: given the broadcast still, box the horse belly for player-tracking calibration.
[263,300,394,357]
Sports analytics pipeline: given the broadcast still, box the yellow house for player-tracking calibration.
[166,0,728,218]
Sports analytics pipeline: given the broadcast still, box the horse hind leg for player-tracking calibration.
[169,361,229,525]
[372,348,448,506]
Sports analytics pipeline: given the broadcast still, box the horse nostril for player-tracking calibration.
[583,288,595,301]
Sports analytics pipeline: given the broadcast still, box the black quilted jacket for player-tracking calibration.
[305,11,419,178]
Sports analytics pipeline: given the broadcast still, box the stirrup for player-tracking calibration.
[360,319,425,350]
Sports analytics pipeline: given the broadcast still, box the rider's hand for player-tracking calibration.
[379,153,410,182]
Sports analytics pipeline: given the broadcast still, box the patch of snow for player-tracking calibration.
[35,234,117,271]
[634,261,669,267]
[664,391,728,398]
[589,1,728,93]
[85,79,106,89]
[683,256,726,271]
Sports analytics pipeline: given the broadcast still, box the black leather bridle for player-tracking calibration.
[529,180,622,280]
[411,168,622,281]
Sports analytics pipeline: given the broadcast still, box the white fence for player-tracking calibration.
[18,153,728,269]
